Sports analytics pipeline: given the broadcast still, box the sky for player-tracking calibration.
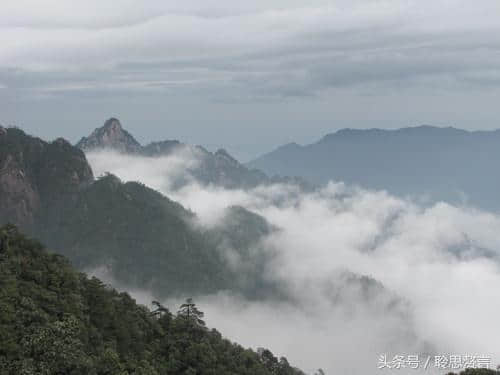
[2,0,500,161]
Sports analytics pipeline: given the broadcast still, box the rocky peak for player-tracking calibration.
[76,118,141,153]
[76,118,303,190]
[103,117,122,131]
[215,148,239,165]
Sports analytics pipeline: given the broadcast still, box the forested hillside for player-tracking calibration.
[34,173,277,298]
[35,173,231,296]
[0,225,305,375]
[0,127,275,298]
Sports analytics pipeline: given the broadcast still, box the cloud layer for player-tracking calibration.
[3,0,500,98]
[4,1,500,162]
[88,150,500,374]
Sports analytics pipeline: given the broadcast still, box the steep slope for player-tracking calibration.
[205,206,279,299]
[248,126,500,210]
[0,224,494,375]
[0,225,305,375]
[35,174,231,297]
[0,127,93,228]
[78,118,310,190]
[1,127,275,298]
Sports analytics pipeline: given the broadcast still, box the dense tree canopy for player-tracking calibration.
[0,225,305,375]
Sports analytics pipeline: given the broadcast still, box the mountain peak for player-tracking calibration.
[76,118,141,153]
[215,148,239,164]
[102,117,123,131]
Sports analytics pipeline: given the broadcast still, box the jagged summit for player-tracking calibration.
[77,118,310,190]
[104,117,121,128]
[76,118,142,153]
[78,118,250,166]
[215,148,239,164]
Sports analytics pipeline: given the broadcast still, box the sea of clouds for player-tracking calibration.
[87,150,500,374]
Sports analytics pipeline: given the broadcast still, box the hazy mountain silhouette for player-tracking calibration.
[78,118,310,190]
[248,125,500,210]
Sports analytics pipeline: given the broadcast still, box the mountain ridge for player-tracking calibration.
[0,126,278,298]
[78,118,311,190]
[247,125,500,211]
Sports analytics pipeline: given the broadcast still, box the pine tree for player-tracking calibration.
[177,298,205,327]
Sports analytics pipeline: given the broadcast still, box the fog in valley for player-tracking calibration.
[4,1,500,373]
[87,150,500,374]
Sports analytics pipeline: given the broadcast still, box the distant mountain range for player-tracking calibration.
[78,118,309,190]
[248,125,500,211]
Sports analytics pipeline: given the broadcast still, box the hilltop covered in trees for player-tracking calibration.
[0,225,304,374]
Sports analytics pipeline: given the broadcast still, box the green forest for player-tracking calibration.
[1,126,499,375]
[0,127,277,299]
[0,224,304,375]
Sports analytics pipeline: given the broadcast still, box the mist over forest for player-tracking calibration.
[3,1,500,374]
[85,142,500,374]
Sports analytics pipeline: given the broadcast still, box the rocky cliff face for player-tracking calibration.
[76,118,142,153]
[0,127,93,228]
[0,152,40,228]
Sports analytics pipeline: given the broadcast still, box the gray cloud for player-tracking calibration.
[3,0,500,160]
[2,1,500,97]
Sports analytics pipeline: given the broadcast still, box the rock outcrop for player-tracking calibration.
[77,118,311,190]
[76,118,142,153]
[0,127,93,228]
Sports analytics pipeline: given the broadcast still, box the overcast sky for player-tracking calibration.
[2,0,500,161]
